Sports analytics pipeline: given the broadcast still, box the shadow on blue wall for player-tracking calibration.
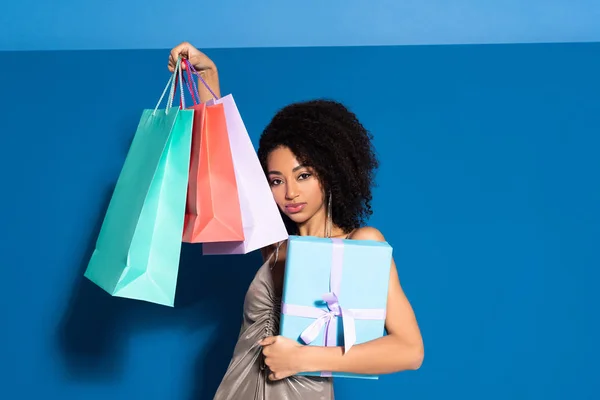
[55,189,261,398]
[57,189,122,380]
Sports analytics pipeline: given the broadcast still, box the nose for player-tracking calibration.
[285,180,299,200]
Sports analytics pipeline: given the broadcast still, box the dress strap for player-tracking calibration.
[269,240,284,270]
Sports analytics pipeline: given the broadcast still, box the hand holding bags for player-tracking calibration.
[84,57,193,307]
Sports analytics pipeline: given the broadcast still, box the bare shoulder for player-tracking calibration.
[347,226,386,242]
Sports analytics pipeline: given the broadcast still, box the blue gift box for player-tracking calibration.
[279,235,393,379]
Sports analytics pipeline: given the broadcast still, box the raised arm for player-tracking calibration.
[169,42,221,102]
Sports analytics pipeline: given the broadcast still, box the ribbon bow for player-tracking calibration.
[298,291,357,353]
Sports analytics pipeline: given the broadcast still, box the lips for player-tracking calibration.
[285,202,307,214]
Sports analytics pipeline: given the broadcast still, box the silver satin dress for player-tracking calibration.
[212,250,335,400]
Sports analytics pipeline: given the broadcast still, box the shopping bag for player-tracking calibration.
[84,57,193,307]
[200,93,288,255]
[181,63,244,243]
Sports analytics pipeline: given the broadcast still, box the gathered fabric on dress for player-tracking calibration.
[212,248,334,400]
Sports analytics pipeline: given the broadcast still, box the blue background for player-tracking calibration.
[1,2,599,399]
[2,0,600,50]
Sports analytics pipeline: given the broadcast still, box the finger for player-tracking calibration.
[170,42,187,58]
[167,54,185,72]
[167,54,177,72]
[259,336,277,346]
[268,372,278,381]
[170,42,189,63]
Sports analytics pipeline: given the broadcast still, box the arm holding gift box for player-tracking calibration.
[260,226,424,380]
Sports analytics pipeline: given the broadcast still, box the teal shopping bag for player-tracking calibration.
[84,58,193,307]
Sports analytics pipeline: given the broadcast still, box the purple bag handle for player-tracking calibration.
[183,59,219,100]
[183,62,200,105]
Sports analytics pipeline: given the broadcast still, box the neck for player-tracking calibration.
[296,208,345,238]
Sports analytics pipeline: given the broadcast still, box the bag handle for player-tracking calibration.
[153,55,186,115]
[183,59,219,100]
[183,61,201,105]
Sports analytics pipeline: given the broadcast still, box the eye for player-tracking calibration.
[298,173,312,180]
[270,178,283,186]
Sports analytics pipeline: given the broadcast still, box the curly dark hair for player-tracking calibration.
[257,99,379,234]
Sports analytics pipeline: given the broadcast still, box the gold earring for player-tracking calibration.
[325,192,333,238]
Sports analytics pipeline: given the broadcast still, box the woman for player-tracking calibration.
[168,42,424,400]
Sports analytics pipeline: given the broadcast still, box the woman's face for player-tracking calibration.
[266,146,325,225]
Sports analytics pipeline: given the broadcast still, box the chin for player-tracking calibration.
[283,212,310,225]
